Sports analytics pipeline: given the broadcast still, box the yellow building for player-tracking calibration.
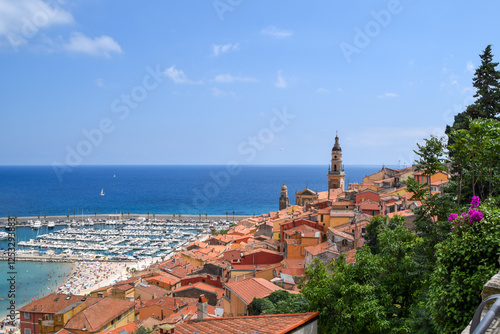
[40,298,135,334]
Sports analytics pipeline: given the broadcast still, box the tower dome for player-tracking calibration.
[332,133,342,152]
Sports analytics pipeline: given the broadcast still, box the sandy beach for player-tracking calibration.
[59,256,164,295]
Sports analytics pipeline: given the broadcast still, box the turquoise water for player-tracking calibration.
[0,261,74,319]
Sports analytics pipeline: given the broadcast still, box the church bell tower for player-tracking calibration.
[279,183,289,210]
[328,133,345,191]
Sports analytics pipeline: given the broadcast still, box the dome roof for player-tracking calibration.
[332,134,342,151]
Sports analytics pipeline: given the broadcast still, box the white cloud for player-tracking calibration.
[261,25,293,38]
[377,92,398,99]
[211,87,236,98]
[164,65,202,84]
[214,74,256,83]
[466,60,475,73]
[0,0,73,49]
[211,43,238,56]
[64,32,122,57]
[275,70,288,88]
[316,87,329,94]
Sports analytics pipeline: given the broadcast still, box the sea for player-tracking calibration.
[0,164,387,319]
[0,165,386,218]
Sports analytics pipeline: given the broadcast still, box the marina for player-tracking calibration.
[1,218,231,261]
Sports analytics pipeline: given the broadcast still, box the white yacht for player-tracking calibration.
[0,231,8,240]
[33,220,42,229]
[47,221,55,228]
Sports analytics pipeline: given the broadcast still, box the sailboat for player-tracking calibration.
[100,188,105,196]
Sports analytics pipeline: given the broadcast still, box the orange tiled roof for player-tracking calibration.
[18,293,95,313]
[282,259,305,268]
[95,321,138,334]
[174,312,320,334]
[346,248,357,264]
[173,282,224,299]
[224,277,284,305]
[133,317,164,329]
[328,228,354,241]
[277,268,306,276]
[166,303,216,322]
[304,241,338,256]
[146,275,180,286]
[115,283,134,291]
[138,296,198,310]
[135,283,168,297]
[64,298,135,333]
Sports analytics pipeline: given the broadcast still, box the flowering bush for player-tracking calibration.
[448,196,483,232]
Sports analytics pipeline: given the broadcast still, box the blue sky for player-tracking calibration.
[1,0,499,166]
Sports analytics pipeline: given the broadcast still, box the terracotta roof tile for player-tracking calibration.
[95,321,138,334]
[146,275,180,286]
[173,282,224,299]
[133,317,164,329]
[328,228,354,241]
[64,298,135,332]
[138,296,198,310]
[174,312,320,334]
[135,283,169,298]
[304,241,338,256]
[18,293,96,314]
[224,277,284,305]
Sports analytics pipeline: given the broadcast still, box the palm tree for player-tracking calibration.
[66,213,69,219]
[147,212,150,220]
[205,213,208,221]
[128,211,130,219]
[73,211,76,220]
[153,213,155,219]
[173,213,176,218]
[232,210,235,222]
[94,211,97,219]
[226,211,228,221]
[199,213,201,222]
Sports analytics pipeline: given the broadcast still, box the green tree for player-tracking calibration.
[301,254,391,333]
[251,290,309,315]
[470,45,500,120]
[364,215,386,254]
[427,200,500,333]
[449,118,500,201]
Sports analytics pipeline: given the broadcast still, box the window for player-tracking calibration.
[24,329,31,334]
[24,312,30,319]
[58,316,62,322]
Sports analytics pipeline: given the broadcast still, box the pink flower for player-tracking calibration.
[471,196,480,208]
[469,209,483,223]
[448,213,458,222]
